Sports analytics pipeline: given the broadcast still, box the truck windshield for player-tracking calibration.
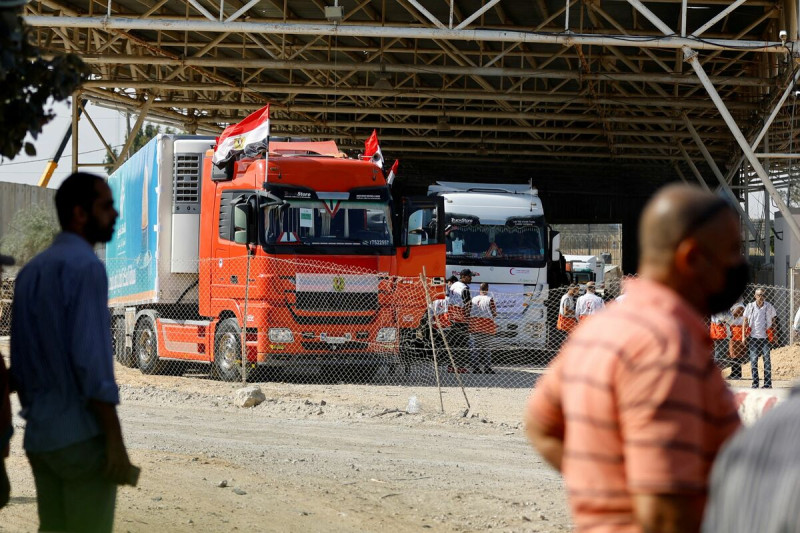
[263,200,393,248]
[445,223,546,267]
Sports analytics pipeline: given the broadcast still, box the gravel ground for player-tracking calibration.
[0,357,570,532]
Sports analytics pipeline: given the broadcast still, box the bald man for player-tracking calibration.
[526,184,745,533]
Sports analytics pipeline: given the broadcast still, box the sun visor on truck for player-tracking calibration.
[265,184,390,202]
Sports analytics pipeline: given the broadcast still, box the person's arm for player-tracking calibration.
[89,400,131,485]
[463,288,472,317]
[69,262,130,483]
[741,315,749,343]
[525,355,566,471]
[632,493,705,533]
[525,415,564,471]
[490,298,497,319]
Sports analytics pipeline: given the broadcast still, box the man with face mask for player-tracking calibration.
[525,184,744,533]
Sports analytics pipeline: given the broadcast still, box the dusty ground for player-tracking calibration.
[0,352,570,533]
[721,342,800,384]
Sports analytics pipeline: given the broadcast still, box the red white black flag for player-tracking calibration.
[213,104,270,168]
[363,129,384,169]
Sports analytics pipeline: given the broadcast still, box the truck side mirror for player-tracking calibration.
[551,232,561,262]
[233,204,251,244]
[232,196,258,246]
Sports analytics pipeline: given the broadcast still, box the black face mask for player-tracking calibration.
[707,261,749,315]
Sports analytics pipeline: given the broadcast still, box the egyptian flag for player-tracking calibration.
[363,130,384,169]
[386,160,399,185]
[213,104,270,168]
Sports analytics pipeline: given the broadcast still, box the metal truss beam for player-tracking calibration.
[23,16,784,52]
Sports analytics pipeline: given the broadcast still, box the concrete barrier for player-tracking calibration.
[732,387,788,425]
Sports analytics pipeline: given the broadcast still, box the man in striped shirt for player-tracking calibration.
[525,184,745,533]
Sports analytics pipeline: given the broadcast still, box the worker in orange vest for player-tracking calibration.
[710,310,730,371]
[727,303,745,380]
[556,285,579,346]
[469,282,498,374]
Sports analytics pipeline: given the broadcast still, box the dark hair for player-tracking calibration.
[55,172,105,229]
[480,282,489,291]
[447,276,458,284]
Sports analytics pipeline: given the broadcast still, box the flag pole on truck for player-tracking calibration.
[212,103,271,382]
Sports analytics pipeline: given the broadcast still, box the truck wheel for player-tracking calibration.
[214,318,243,382]
[135,314,164,375]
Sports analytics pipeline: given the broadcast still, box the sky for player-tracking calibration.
[0,99,131,189]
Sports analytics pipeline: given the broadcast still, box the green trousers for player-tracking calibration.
[26,435,117,533]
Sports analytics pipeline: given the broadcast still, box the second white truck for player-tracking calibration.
[428,181,563,353]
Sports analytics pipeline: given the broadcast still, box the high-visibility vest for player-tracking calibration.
[430,298,451,329]
[730,324,746,341]
[469,295,497,335]
[767,328,775,343]
[448,282,470,323]
[557,314,577,332]
[710,322,727,340]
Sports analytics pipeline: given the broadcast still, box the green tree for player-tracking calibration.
[0,204,59,265]
[0,5,88,158]
[104,123,175,174]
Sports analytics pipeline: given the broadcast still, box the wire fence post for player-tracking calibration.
[241,250,253,384]
[422,267,470,411]
[420,270,444,413]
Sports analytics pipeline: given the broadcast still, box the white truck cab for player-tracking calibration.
[428,181,558,350]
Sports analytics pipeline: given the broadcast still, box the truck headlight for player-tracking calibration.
[268,328,294,343]
[376,328,397,343]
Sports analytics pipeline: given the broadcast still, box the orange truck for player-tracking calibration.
[106,135,444,381]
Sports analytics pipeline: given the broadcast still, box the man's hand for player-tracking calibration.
[633,493,704,533]
[0,459,10,509]
[104,436,132,485]
[89,400,132,485]
[524,414,564,472]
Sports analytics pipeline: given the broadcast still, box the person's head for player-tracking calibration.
[480,282,489,294]
[460,269,473,283]
[55,172,118,245]
[731,303,744,318]
[568,284,579,296]
[586,281,596,293]
[754,288,765,304]
[447,275,458,287]
[638,184,747,315]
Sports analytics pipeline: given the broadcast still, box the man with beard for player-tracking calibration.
[10,172,132,533]
[525,184,744,533]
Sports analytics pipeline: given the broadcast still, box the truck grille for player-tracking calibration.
[296,292,378,312]
[173,152,201,210]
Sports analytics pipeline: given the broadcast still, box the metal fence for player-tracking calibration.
[3,256,800,414]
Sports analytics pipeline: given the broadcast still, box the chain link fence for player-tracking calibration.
[4,257,800,412]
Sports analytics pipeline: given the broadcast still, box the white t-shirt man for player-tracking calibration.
[576,289,605,320]
[559,293,576,317]
[744,298,776,339]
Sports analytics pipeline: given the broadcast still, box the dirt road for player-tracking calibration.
[1,363,570,532]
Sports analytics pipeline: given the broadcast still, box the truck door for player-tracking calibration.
[395,196,445,279]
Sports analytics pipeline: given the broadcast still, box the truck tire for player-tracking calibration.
[112,316,136,368]
[135,313,165,375]
[214,318,243,382]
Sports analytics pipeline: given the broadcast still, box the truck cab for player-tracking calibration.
[108,136,444,381]
[428,181,561,353]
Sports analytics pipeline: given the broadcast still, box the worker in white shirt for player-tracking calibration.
[556,284,579,347]
[743,288,777,389]
[576,281,605,321]
[469,282,498,374]
[447,269,473,374]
